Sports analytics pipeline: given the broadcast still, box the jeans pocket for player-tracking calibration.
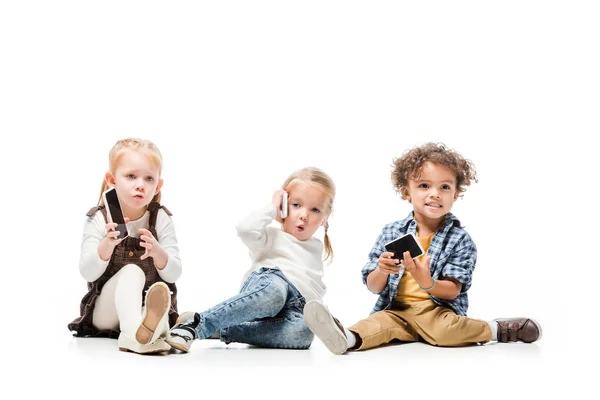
[239,271,258,292]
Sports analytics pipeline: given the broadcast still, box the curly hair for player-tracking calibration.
[391,142,477,199]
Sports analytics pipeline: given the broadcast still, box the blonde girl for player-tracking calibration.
[68,138,181,354]
[167,167,335,352]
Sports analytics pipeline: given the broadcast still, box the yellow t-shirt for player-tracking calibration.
[394,231,435,304]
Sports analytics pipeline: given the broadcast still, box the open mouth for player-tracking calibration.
[296,226,305,232]
[425,203,441,208]
[133,194,144,200]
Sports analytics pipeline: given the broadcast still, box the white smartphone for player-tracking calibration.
[102,188,129,239]
[280,191,288,219]
[384,233,424,262]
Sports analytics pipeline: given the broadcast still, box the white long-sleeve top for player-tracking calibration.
[79,208,182,283]
[237,204,326,303]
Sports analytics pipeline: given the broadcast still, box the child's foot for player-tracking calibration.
[166,311,200,352]
[136,282,171,345]
[118,334,171,354]
[303,300,349,355]
[494,318,542,343]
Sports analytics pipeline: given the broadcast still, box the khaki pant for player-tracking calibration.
[349,299,492,350]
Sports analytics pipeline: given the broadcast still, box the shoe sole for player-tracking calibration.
[136,283,170,345]
[119,336,171,354]
[166,337,191,353]
[304,301,348,355]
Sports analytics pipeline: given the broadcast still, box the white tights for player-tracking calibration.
[92,264,146,337]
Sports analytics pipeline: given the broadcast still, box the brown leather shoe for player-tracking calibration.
[494,318,542,343]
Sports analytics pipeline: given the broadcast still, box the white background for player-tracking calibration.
[0,1,597,399]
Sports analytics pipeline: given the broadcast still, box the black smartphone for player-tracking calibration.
[102,188,129,239]
[384,233,424,261]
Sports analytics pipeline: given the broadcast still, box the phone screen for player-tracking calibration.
[104,188,128,238]
[384,233,424,260]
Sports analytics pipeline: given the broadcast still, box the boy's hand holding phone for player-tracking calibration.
[378,233,426,276]
[377,252,402,275]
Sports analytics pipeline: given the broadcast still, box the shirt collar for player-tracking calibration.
[399,211,461,230]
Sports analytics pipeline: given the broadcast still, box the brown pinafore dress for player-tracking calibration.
[68,202,179,338]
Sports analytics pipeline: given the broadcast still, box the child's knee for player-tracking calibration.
[119,264,146,283]
[252,275,288,309]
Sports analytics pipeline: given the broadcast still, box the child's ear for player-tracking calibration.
[155,178,164,195]
[320,217,329,227]
[401,187,411,202]
[105,172,116,187]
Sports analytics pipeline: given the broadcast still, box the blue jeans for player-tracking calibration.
[195,268,314,349]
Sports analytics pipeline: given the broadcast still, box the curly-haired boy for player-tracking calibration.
[304,142,542,354]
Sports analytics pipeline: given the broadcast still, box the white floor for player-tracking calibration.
[7,323,581,400]
[2,2,596,399]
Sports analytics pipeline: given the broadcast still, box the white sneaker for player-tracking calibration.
[135,282,171,345]
[166,311,200,353]
[303,300,349,355]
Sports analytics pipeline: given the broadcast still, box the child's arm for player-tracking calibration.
[401,253,463,300]
[438,236,477,293]
[362,227,399,294]
[152,209,182,283]
[79,213,111,282]
[236,204,277,251]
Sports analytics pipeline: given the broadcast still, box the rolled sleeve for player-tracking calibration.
[440,238,477,292]
[361,231,389,285]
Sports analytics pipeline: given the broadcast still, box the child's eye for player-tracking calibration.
[312,208,320,213]
[292,203,300,208]
[146,176,154,182]
[418,183,429,188]
[442,184,451,190]
[127,174,136,179]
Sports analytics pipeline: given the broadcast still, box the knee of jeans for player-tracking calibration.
[119,264,146,283]
[254,276,287,309]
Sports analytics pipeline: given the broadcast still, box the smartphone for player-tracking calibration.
[280,191,288,219]
[102,188,129,239]
[384,233,424,262]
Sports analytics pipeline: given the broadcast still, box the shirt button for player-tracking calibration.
[128,251,134,257]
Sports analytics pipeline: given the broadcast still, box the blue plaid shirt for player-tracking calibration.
[362,211,477,316]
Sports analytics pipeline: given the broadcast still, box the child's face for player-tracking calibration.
[106,150,163,216]
[282,181,329,241]
[403,162,458,223]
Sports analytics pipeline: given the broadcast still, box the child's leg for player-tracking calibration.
[403,300,492,346]
[168,269,289,351]
[348,309,419,350]
[93,264,146,336]
[221,308,314,349]
[303,300,418,354]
